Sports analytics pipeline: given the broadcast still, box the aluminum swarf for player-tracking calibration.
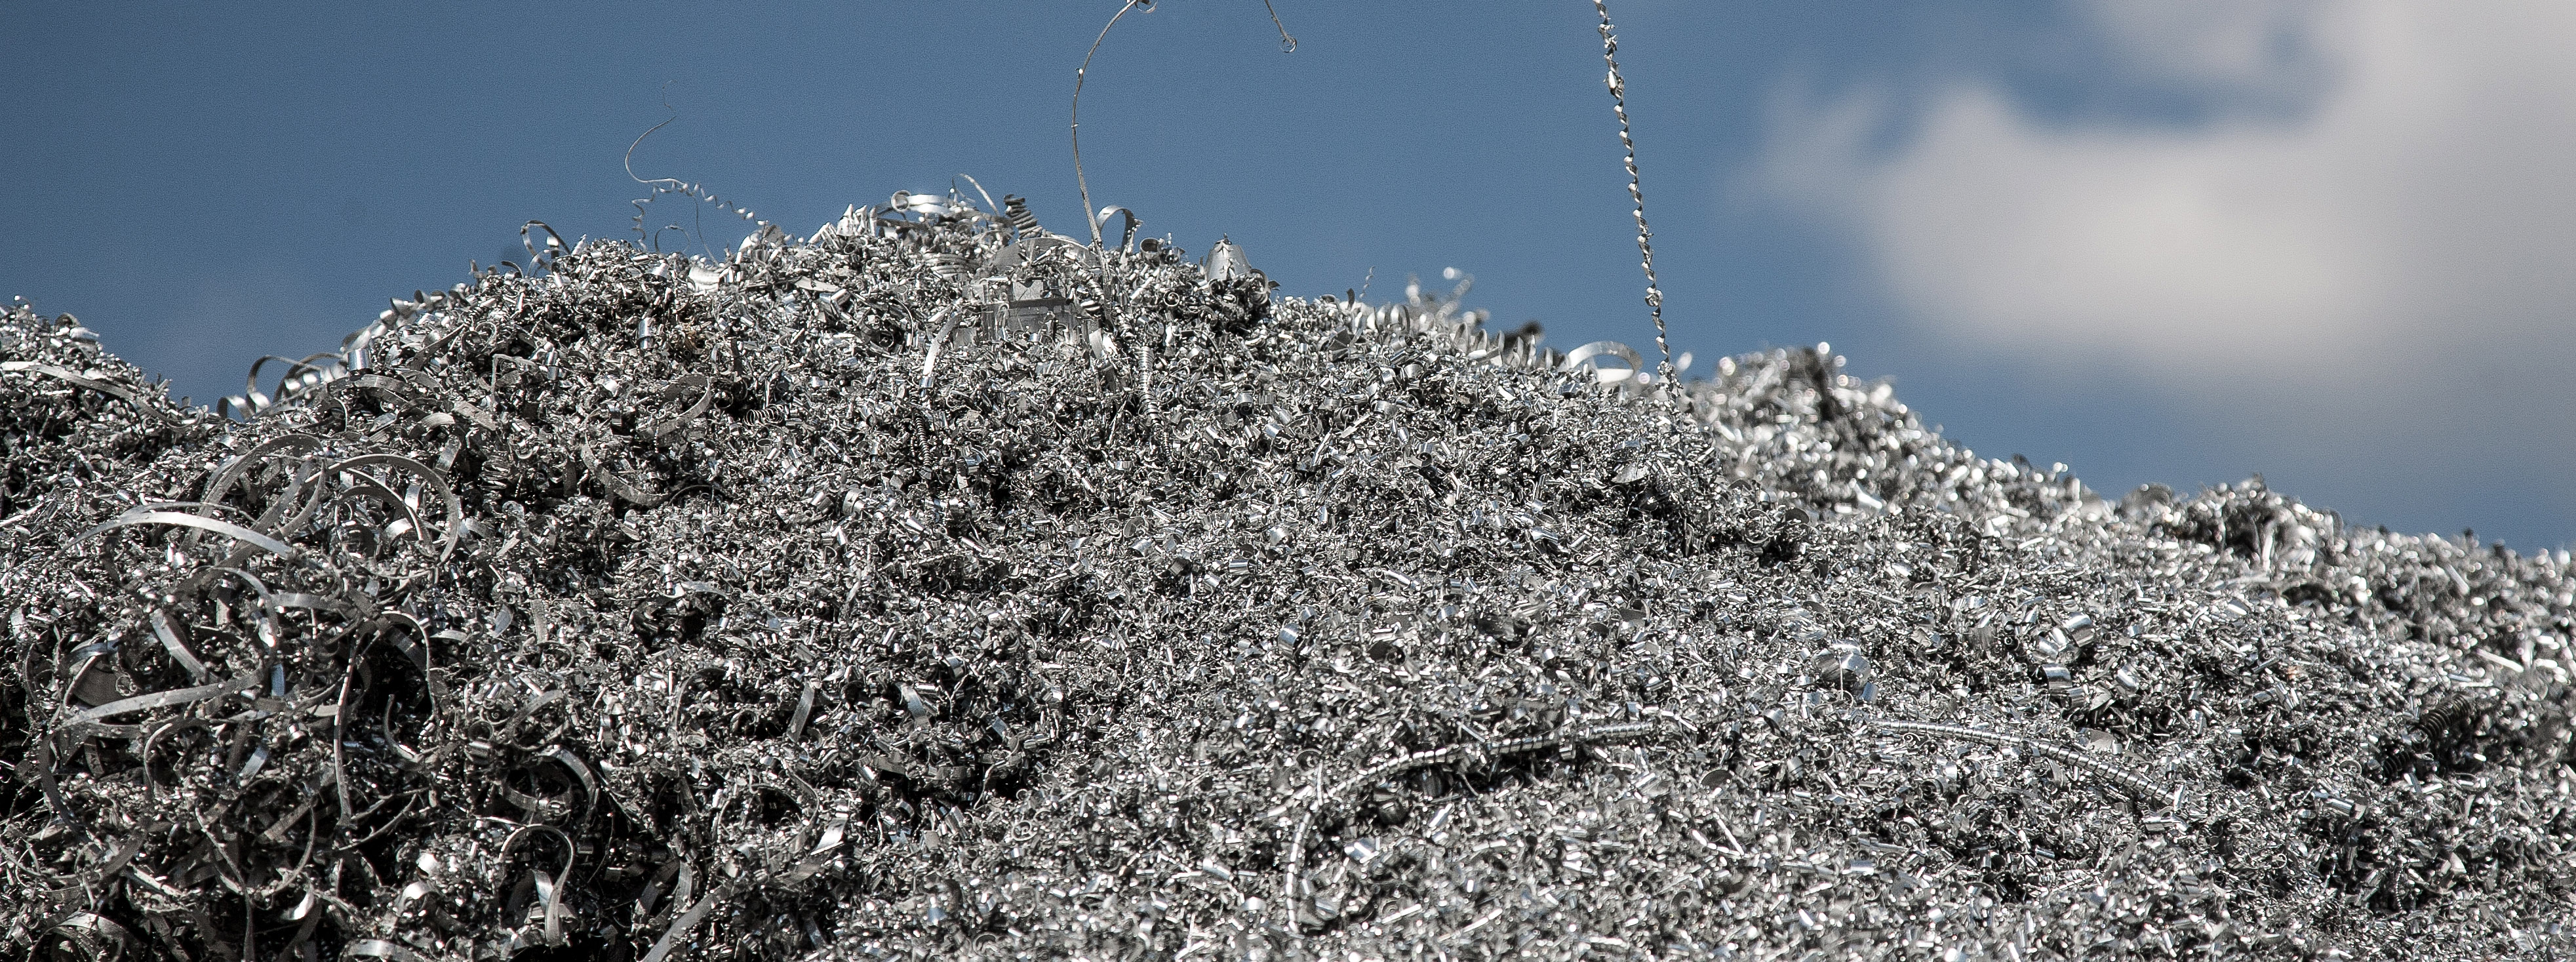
[3,193,2573,961]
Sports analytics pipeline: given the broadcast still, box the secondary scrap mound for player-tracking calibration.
[4,194,2574,961]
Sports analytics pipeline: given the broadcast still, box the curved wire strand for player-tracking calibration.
[1595,0,1673,385]
[1261,0,1298,51]
[1073,1,1147,247]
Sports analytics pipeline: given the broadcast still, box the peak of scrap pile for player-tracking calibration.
[3,191,2573,961]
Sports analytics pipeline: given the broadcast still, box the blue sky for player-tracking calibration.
[8,1,2573,550]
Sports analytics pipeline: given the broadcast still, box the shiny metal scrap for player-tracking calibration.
[2,193,2571,961]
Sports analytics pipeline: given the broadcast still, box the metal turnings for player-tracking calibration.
[3,191,2573,959]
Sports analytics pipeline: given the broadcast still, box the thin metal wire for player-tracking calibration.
[1595,0,1673,386]
[1073,0,1147,248]
[1069,1,1298,435]
[1261,0,1298,52]
[1070,1,1157,435]
[1075,0,1296,243]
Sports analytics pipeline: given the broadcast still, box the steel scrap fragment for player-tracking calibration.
[3,191,2574,962]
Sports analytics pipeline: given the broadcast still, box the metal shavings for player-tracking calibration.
[1873,717,2176,807]
[5,194,2575,961]
[1278,719,1659,931]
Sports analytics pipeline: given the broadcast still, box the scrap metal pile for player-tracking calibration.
[4,193,2573,961]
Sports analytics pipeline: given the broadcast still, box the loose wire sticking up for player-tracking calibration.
[1070,1,1300,439]
[1073,1,1148,248]
[1071,1,1157,436]
[1075,1,1298,244]
[1262,0,1298,52]
[1595,0,1672,386]
[625,84,766,257]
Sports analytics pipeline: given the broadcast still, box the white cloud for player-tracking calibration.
[1755,0,2576,381]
